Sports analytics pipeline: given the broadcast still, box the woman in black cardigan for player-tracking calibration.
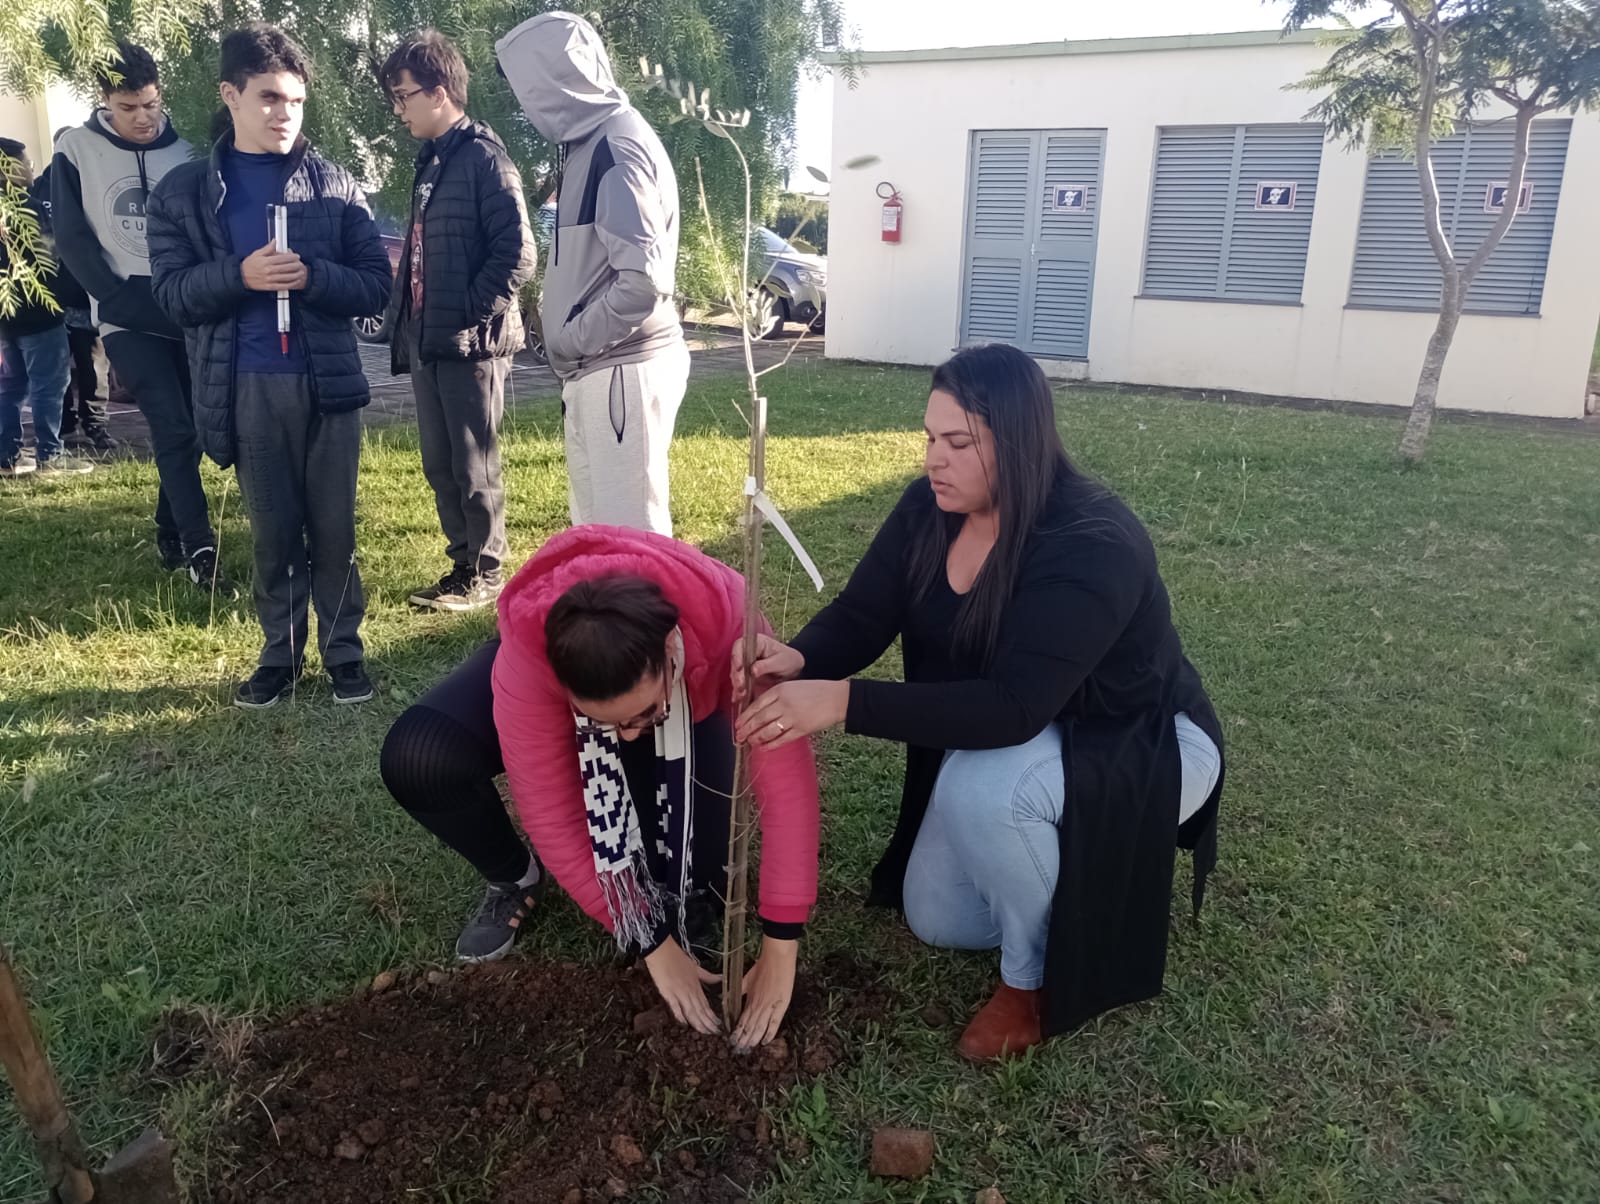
[735,343,1224,1060]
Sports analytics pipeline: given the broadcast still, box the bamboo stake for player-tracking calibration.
[723,385,767,1031]
[658,62,814,1035]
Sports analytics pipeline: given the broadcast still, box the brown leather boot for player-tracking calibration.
[957,983,1044,1062]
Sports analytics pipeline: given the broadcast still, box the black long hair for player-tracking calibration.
[908,343,1087,668]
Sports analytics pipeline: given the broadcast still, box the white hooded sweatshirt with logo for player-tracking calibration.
[496,12,684,381]
[52,111,193,338]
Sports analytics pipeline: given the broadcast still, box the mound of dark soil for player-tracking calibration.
[199,955,891,1203]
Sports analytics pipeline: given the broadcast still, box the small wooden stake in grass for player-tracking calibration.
[0,943,95,1204]
[0,944,182,1203]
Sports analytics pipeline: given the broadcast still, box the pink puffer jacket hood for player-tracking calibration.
[491,525,819,932]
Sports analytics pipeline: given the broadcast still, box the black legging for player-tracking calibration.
[381,639,733,891]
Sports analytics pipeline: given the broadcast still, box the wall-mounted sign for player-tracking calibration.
[1484,181,1533,215]
[1254,181,1298,211]
[1052,185,1088,212]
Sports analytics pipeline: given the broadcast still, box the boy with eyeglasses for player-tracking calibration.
[379,30,535,614]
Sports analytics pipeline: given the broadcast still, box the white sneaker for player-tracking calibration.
[35,455,95,476]
[0,458,36,477]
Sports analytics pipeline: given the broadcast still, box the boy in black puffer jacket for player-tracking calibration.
[147,24,392,711]
[379,30,535,615]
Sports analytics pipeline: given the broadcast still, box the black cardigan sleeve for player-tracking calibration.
[844,527,1146,751]
[787,482,916,681]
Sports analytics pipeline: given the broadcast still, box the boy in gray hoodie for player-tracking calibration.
[495,12,689,536]
[53,41,235,597]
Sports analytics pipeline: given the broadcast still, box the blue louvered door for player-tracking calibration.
[961,129,1104,359]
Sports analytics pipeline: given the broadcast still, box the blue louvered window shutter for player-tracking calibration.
[962,132,1033,344]
[1142,123,1325,303]
[1349,120,1571,316]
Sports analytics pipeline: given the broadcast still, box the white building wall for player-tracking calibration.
[825,35,1600,419]
[0,86,92,165]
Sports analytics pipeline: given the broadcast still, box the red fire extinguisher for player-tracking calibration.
[878,181,903,244]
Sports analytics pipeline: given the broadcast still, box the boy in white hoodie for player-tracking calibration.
[53,41,235,596]
[495,12,689,536]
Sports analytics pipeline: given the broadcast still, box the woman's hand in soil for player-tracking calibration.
[734,938,798,1050]
[643,936,723,1035]
[730,632,805,707]
[735,680,848,751]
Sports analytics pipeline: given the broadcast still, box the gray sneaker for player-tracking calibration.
[34,454,95,476]
[455,872,544,963]
[0,457,36,478]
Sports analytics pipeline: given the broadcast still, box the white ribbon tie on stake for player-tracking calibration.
[744,475,823,592]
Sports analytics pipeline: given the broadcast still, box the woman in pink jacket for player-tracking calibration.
[381,525,820,1047]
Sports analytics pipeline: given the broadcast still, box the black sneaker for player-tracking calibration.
[432,569,505,614]
[187,546,240,600]
[455,870,544,963]
[157,533,185,572]
[85,427,118,453]
[328,661,375,705]
[408,565,472,610]
[234,665,299,710]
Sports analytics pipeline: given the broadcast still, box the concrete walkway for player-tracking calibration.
[85,327,822,455]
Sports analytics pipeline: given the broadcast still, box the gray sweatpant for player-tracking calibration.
[234,372,366,669]
[562,344,690,535]
[409,325,510,575]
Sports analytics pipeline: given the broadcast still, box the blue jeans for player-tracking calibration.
[903,714,1222,990]
[0,326,70,463]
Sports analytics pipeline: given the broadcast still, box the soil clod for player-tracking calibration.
[610,1134,646,1166]
[871,1126,936,1180]
[632,1007,671,1035]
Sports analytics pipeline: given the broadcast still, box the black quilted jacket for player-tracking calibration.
[385,118,535,372]
[146,132,392,469]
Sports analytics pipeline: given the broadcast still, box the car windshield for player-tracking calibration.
[758,228,791,256]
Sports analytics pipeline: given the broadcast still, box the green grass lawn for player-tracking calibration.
[3,361,1598,1202]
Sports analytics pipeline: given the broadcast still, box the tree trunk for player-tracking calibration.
[1399,275,1462,461]
[1399,102,1538,462]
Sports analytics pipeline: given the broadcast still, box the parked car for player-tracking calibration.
[354,233,405,345]
[748,226,826,340]
[355,230,548,367]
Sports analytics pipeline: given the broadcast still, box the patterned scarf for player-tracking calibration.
[576,630,695,953]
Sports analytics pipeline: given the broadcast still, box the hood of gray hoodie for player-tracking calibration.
[494,10,683,381]
[495,12,630,145]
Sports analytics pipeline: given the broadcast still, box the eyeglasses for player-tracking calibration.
[390,87,429,111]
[573,670,672,737]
